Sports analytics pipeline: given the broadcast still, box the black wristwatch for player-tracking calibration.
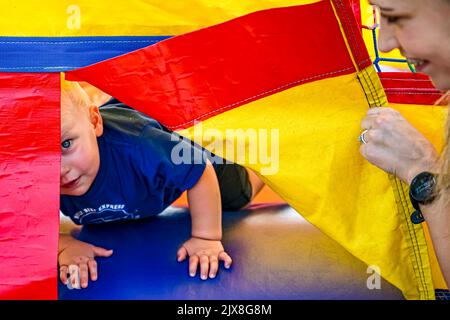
[409,171,437,224]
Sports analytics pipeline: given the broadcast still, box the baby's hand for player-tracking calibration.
[58,237,113,289]
[177,237,232,280]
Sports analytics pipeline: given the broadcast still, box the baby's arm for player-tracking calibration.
[177,159,232,280]
[58,233,113,288]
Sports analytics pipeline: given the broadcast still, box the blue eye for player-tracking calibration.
[61,139,72,149]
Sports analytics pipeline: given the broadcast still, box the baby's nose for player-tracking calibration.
[60,164,70,178]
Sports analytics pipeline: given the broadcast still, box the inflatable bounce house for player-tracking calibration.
[1,0,449,300]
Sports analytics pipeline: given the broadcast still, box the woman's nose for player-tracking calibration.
[377,22,400,53]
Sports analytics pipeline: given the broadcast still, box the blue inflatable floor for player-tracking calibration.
[58,204,404,300]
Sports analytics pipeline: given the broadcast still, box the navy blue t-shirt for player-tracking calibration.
[60,99,207,225]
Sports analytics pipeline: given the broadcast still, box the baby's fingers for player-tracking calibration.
[79,263,89,288]
[88,259,98,281]
[199,255,209,280]
[219,251,232,269]
[92,246,113,258]
[209,256,218,279]
[177,246,188,262]
[59,265,68,285]
[189,255,199,277]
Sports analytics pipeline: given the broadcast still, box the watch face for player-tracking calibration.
[410,172,436,203]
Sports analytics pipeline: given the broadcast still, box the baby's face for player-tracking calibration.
[60,102,103,196]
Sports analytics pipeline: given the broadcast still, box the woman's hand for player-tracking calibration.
[360,107,439,183]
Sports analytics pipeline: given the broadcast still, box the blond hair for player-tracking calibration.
[61,76,92,114]
[437,92,450,207]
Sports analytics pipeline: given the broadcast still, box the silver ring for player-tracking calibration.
[358,129,368,144]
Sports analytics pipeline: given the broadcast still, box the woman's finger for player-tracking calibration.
[361,115,375,130]
[366,106,384,116]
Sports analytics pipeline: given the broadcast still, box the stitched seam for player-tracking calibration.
[400,181,430,300]
[394,177,427,298]
[357,74,370,105]
[363,69,377,106]
[384,92,442,96]
[358,66,429,299]
[367,70,428,298]
[0,66,77,70]
[358,69,375,107]
[394,177,429,299]
[166,67,354,129]
[381,78,433,82]
[335,0,364,68]
[364,68,381,107]
[362,70,377,107]
[368,68,384,107]
[384,88,441,92]
[0,40,159,44]
[354,58,371,66]
[358,67,429,298]
[365,68,381,106]
[359,69,423,297]
[334,0,360,62]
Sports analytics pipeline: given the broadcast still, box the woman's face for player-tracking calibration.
[370,0,450,90]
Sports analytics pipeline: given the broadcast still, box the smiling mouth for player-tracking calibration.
[407,58,429,72]
[62,177,81,189]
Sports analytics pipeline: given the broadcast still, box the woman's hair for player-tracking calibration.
[437,92,450,206]
[432,0,450,205]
